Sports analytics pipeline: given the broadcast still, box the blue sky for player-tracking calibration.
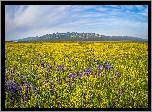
[5,5,148,41]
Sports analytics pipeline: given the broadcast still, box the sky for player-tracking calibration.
[5,5,148,41]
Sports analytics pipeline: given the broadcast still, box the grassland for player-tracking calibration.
[5,41,148,108]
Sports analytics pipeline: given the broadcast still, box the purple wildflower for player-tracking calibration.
[68,81,72,88]
[47,65,52,72]
[85,67,91,76]
[27,82,32,87]
[71,72,75,81]
[67,73,71,81]
[47,63,52,69]
[59,64,64,72]
[67,76,71,81]
[5,78,9,92]
[103,62,114,69]
[49,65,52,69]
[104,64,113,69]
[97,64,101,70]
[79,72,83,79]
[6,80,21,102]
[9,81,18,95]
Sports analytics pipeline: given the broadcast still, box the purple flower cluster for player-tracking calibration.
[5,78,9,92]
[79,71,83,79]
[84,67,91,76]
[5,60,116,104]
[67,72,76,81]
[67,73,71,81]
[103,62,114,69]
[68,81,72,88]
[66,68,92,88]
[6,73,38,102]
[9,81,19,95]
[66,72,76,88]
[96,61,114,74]
[97,64,101,70]
[65,61,115,88]
[47,65,52,72]
[5,80,20,101]
[39,61,54,72]
[58,64,64,72]
[71,72,76,81]
[39,61,66,73]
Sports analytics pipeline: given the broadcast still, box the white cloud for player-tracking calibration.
[109,5,120,8]
[95,7,108,12]
[135,5,144,10]
[144,6,148,13]
[138,12,148,16]
[120,5,135,10]
[126,10,130,13]
[137,6,148,17]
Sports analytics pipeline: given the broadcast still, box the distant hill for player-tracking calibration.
[10,32,148,42]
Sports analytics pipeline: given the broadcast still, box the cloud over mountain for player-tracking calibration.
[5,5,148,41]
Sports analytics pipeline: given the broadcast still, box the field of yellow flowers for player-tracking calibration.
[5,41,148,108]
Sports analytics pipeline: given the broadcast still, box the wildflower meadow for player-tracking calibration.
[5,41,148,108]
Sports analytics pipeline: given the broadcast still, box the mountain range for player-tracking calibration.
[11,32,148,42]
